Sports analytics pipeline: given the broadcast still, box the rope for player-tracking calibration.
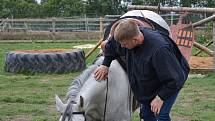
[103,78,109,121]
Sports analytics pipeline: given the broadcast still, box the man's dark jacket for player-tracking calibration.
[102,18,190,103]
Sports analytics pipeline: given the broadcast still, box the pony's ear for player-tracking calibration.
[79,96,84,107]
[55,94,66,113]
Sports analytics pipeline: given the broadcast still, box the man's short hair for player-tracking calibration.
[114,19,140,42]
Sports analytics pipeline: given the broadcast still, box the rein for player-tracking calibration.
[103,78,109,121]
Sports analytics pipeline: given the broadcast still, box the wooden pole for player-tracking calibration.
[128,5,215,13]
[85,38,103,59]
[193,42,214,56]
[193,14,215,27]
[194,41,213,56]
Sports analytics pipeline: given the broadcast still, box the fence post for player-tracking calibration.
[84,14,87,32]
[24,21,32,41]
[213,13,215,71]
[170,11,174,25]
[52,17,56,40]
[52,18,56,33]
[100,17,104,38]
[84,14,89,39]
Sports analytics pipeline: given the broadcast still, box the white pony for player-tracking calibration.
[55,56,135,121]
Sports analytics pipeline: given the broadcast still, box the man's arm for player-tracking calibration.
[152,46,185,100]
[94,37,125,81]
[150,45,185,115]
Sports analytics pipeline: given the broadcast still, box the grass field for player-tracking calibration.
[0,42,215,121]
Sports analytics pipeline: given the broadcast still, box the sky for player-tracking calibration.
[36,0,41,4]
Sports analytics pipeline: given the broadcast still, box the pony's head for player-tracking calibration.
[55,94,85,121]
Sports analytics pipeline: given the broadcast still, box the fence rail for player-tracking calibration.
[0,17,117,32]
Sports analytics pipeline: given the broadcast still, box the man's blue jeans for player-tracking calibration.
[139,92,179,121]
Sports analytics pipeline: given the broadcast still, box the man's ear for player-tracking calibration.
[135,33,144,45]
[133,39,139,44]
[79,96,84,108]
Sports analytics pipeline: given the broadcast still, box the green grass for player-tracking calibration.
[0,42,215,121]
[171,73,215,121]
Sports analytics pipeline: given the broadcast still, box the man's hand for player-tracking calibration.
[150,95,164,116]
[94,65,109,81]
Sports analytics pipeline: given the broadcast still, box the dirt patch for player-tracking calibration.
[40,79,50,83]
[73,44,99,49]
[6,115,31,121]
[47,105,58,114]
[14,49,71,53]
[189,56,213,69]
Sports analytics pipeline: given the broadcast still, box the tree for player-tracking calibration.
[0,0,10,18]
[0,0,39,18]
[85,0,123,16]
[40,0,85,17]
[132,0,179,6]
[180,0,215,7]
[1,0,215,18]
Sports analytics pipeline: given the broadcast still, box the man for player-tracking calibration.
[94,11,189,121]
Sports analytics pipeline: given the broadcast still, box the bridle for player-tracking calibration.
[61,101,86,121]
[71,110,86,121]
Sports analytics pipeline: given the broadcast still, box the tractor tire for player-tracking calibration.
[4,49,86,74]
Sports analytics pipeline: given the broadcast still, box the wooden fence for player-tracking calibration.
[0,17,117,40]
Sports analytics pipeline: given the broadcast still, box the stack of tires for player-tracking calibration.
[4,49,86,74]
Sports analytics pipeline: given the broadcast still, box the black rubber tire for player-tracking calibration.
[4,49,86,74]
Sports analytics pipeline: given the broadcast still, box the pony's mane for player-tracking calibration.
[65,56,104,102]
